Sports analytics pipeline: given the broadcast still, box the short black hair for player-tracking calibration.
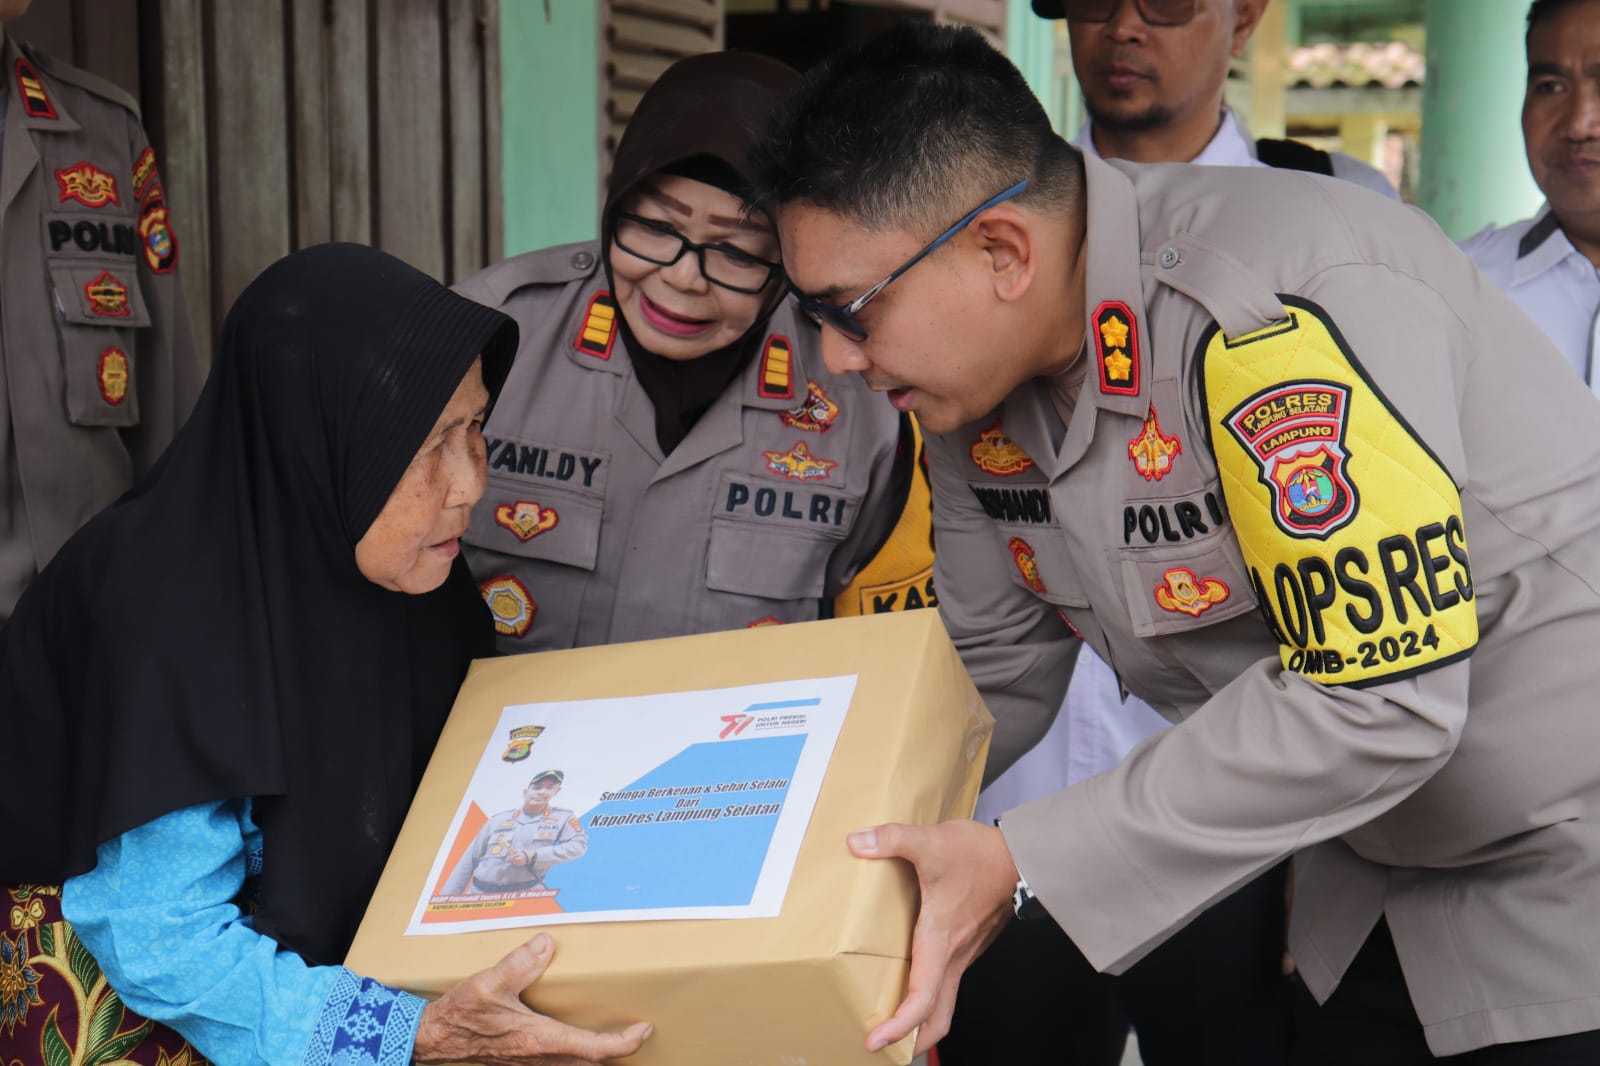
[1527,0,1598,47]
[748,21,1082,236]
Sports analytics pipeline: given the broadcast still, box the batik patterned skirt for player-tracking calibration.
[0,883,209,1066]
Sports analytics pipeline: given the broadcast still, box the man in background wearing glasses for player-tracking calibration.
[753,19,1600,1065]
[957,1,1398,1062]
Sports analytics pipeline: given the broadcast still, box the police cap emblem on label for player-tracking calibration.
[1222,380,1357,539]
[139,190,179,274]
[480,575,536,638]
[759,334,795,400]
[84,271,130,317]
[780,381,839,433]
[574,292,618,359]
[1008,537,1046,594]
[763,441,836,482]
[970,419,1035,476]
[1154,567,1228,617]
[55,163,119,208]
[98,348,130,406]
[494,501,558,542]
[1128,406,1182,481]
[1093,301,1139,396]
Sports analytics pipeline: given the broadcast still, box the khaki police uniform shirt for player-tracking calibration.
[932,153,1600,1056]
[458,241,902,651]
[440,805,588,893]
[0,38,202,623]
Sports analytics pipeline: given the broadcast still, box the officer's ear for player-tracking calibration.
[1231,0,1270,58]
[973,205,1037,306]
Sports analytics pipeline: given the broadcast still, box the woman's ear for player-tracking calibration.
[975,206,1037,305]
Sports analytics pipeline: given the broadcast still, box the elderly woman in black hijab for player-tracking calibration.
[457,52,922,653]
[0,245,651,1066]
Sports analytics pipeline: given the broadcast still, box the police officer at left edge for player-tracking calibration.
[0,0,203,627]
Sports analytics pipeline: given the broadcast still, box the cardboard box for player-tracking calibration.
[345,610,993,1066]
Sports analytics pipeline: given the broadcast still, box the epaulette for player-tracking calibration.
[22,42,141,120]
[459,240,603,307]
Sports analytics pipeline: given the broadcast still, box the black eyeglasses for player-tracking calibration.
[791,179,1029,343]
[612,213,782,295]
[1063,0,1198,26]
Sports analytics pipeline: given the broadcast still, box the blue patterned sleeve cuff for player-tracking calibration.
[304,969,427,1066]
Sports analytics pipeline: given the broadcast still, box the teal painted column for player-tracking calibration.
[500,0,601,256]
[1419,0,1543,239]
[1006,1,1070,132]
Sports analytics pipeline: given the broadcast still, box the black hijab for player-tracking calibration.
[1,243,517,964]
[601,51,800,453]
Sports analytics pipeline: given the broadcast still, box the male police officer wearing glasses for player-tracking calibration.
[754,20,1600,1065]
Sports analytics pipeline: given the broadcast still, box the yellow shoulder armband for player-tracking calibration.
[1199,297,1476,686]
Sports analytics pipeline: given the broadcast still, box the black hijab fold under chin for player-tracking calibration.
[0,242,516,965]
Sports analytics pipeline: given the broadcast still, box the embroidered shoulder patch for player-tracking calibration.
[480,575,536,638]
[494,500,558,541]
[97,347,130,406]
[574,292,617,359]
[1008,537,1046,594]
[758,334,795,400]
[55,163,118,208]
[133,147,160,199]
[1200,297,1476,686]
[14,58,56,120]
[1128,406,1181,481]
[84,271,130,317]
[780,381,839,432]
[763,440,835,481]
[970,419,1035,476]
[1154,566,1228,616]
[138,190,179,274]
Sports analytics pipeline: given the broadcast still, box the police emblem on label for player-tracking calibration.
[133,147,159,200]
[1222,380,1357,539]
[480,575,536,638]
[780,381,839,432]
[494,501,558,541]
[1154,567,1228,617]
[138,192,179,273]
[98,348,130,406]
[763,441,836,481]
[970,419,1035,476]
[1008,537,1046,594]
[55,163,119,208]
[1093,301,1139,396]
[14,59,56,120]
[574,292,618,359]
[758,334,795,400]
[502,725,544,763]
[84,271,130,317]
[1128,406,1181,481]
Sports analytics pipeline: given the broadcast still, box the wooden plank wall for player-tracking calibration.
[140,0,502,358]
[603,0,724,177]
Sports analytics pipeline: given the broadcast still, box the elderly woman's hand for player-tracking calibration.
[413,934,652,1065]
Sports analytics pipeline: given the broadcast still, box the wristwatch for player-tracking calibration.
[1012,874,1049,921]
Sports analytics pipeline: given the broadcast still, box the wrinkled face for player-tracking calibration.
[1069,0,1246,136]
[1524,1,1600,231]
[524,778,561,813]
[354,358,489,594]
[608,174,780,361]
[777,201,1034,435]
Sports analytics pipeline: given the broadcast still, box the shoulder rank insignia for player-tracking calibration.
[501,725,544,763]
[138,190,179,273]
[55,163,118,208]
[1008,537,1046,595]
[14,58,56,120]
[574,292,618,360]
[780,381,839,433]
[1128,406,1182,481]
[1154,567,1228,617]
[758,334,795,400]
[494,500,558,542]
[1222,380,1356,538]
[763,440,836,481]
[84,271,130,317]
[97,348,129,406]
[480,575,536,638]
[1093,301,1140,396]
[970,419,1035,476]
[133,147,159,200]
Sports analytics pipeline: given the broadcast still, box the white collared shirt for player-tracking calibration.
[1460,205,1600,389]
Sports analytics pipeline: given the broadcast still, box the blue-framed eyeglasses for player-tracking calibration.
[792,179,1030,343]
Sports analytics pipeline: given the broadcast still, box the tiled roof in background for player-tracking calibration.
[1288,41,1425,89]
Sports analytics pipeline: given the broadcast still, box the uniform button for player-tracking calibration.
[1159,247,1181,269]
[571,250,595,270]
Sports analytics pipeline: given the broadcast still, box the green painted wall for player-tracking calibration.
[500,1,601,256]
[1007,1,1068,131]
[1419,0,1542,238]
